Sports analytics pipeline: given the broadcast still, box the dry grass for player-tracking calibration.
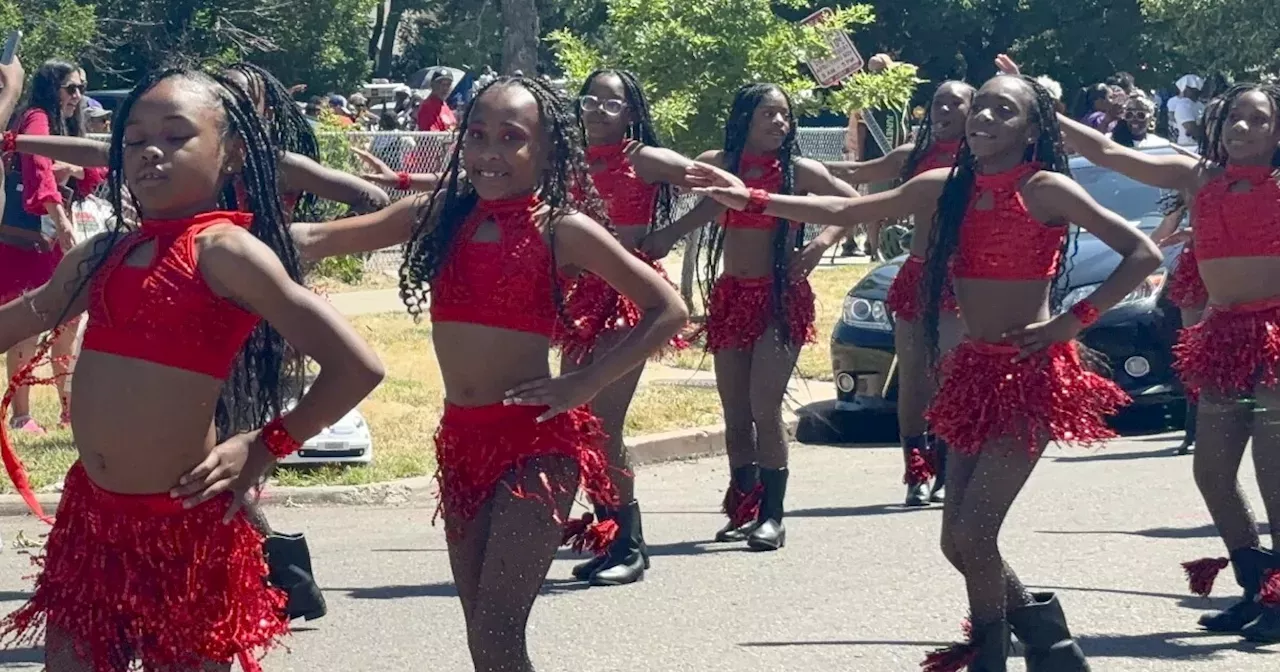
[662,264,869,381]
[6,312,723,491]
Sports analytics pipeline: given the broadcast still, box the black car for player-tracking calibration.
[830,146,1186,421]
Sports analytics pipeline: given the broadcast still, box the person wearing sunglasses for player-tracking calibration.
[1,59,103,436]
[1112,91,1166,149]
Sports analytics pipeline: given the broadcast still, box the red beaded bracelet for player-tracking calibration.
[1069,299,1100,327]
[1,130,16,155]
[744,188,771,214]
[396,172,412,191]
[261,417,303,459]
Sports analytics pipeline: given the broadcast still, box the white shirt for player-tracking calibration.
[1167,96,1205,146]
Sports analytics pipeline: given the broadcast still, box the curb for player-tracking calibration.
[0,415,802,517]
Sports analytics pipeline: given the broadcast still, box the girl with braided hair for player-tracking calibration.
[642,83,857,553]
[824,80,976,507]
[1059,80,1280,644]
[691,72,1160,671]
[0,68,384,671]
[291,76,687,672]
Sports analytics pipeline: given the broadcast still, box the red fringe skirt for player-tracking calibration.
[1173,296,1280,400]
[433,403,619,541]
[885,255,959,321]
[0,463,288,671]
[554,252,688,364]
[1166,245,1208,309]
[926,340,1131,455]
[0,242,61,305]
[706,275,816,352]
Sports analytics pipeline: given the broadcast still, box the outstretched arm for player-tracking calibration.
[14,134,109,168]
[1057,115,1198,191]
[280,152,391,214]
[291,193,425,261]
[823,145,912,186]
[350,146,443,192]
[629,145,700,188]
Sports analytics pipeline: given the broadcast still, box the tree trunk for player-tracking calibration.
[500,0,539,75]
[375,0,407,78]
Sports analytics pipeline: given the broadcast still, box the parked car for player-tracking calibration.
[830,147,1186,422]
[277,406,374,466]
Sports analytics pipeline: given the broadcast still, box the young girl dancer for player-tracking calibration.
[1059,83,1280,644]
[2,59,105,433]
[642,83,856,552]
[824,80,976,507]
[291,76,687,672]
[691,73,1160,670]
[0,68,383,671]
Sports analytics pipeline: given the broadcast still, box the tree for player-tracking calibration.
[0,0,97,72]
[253,0,379,95]
[549,0,920,154]
[1140,0,1280,78]
[501,0,539,74]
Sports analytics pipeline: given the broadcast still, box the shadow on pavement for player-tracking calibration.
[788,503,939,518]
[369,548,449,553]
[1052,449,1182,464]
[1076,630,1278,660]
[1035,524,1220,539]
[0,647,42,664]
[555,540,746,562]
[1030,583,1238,611]
[738,639,951,648]
[0,591,33,602]
[327,577,590,600]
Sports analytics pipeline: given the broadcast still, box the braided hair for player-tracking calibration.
[399,76,609,326]
[575,69,676,235]
[922,75,1075,363]
[1202,84,1280,169]
[900,81,975,182]
[698,83,803,346]
[57,68,306,440]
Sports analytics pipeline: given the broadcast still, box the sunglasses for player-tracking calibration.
[1123,110,1151,121]
[62,83,85,95]
[580,95,627,117]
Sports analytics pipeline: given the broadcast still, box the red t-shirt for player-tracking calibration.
[15,109,108,215]
[416,97,457,132]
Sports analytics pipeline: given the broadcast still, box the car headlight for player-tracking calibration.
[841,295,893,331]
[1058,269,1168,316]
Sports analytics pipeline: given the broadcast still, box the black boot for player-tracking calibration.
[1008,592,1090,671]
[1196,547,1275,632]
[1178,400,1196,455]
[715,464,761,543]
[930,435,948,504]
[903,435,931,507]
[571,503,612,581]
[263,532,327,621]
[747,467,787,552]
[1242,604,1280,643]
[591,501,647,586]
[923,620,1009,672]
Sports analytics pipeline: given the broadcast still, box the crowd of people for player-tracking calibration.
[0,37,1278,672]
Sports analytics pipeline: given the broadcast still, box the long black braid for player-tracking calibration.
[922,75,1076,364]
[1202,84,1280,170]
[900,81,975,182]
[699,83,803,346]
[56,68,306,440]
[575,69,676,235]
[399,77,610,327]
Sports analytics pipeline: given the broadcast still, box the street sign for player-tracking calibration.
[800,8,864,88]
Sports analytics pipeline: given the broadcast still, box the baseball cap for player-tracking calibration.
[1176,74,1204,93]
[85,98,111,118]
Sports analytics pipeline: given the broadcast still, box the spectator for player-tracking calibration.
[348,92,377,129]
[328,95,356,127]
[392,84,413,121]
[1167,74,1206,146]
[1076,83,1125,132]
[370,111,414,170]
[83,98,111,134]
[1107,71,1137,95]
[1111,91,1165,148]
[416,69,458,132]
[305,95,324,123]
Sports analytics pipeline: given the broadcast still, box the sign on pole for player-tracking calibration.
[800,8,864,88]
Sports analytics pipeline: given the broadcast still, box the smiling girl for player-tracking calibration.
[290,76,687,672]
[0,68,384,671]
[690,72,1160,670]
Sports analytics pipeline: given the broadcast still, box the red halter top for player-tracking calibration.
[1191,165,1280,261]
[911,139,962,177]
[952,163,1066,281]
[724,153,799,231]
[429,195,565,337]
[587,141,659,228]
[81,211,262,379]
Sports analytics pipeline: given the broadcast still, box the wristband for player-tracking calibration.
[261,417,303,459]
[1,130,15,155]
[396,172,412,191]
[1069,299,1100,327]
[744,188,771,214]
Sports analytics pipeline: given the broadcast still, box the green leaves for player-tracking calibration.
[0,0,97,69]
[1139,0,1280,77]
[827,63,926,115]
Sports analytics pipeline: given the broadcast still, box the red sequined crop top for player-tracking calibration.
[81,211,262,379]
[1191,165,1280,261]
[952,163,1066,281]
[587,141,658,227]
[429,195,564,337]
[724,153,800,231]
[911,139,961,177]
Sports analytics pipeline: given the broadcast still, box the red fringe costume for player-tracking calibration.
[706,275,816,352]
[1173,296,1280,401]
[1167,244,1208,310]
[885,255,959,321]
[0,464,288,672]
[925,341,1130,456]
[554,251,689,364]
[433,402,620,542]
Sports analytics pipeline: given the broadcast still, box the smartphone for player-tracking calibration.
[1,30,21,66]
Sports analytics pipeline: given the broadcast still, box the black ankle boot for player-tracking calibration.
[571,503,612,581]
[903,435,932,507]
[1190,547,1275,632]
[1008,592,1090,671]
[591,500,647,586]
[263,532,327,621]
[1242,567,1280,643]
[930,435,948,504]
[923,620,1009,672]
[747,467,787,552]
[715,464,761,543]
